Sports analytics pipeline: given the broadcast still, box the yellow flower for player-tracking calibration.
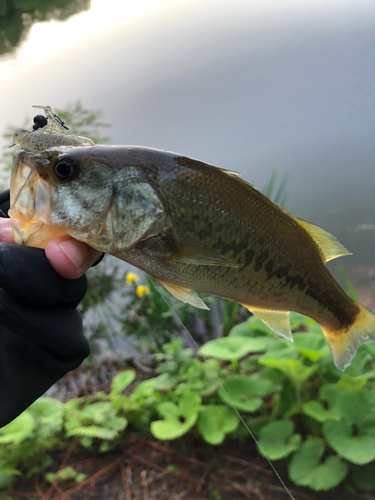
[126,272,140,285]
[136,285,150,298]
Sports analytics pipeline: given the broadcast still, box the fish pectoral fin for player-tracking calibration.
[240,304,293,341]
[156,278,210,310]
[294,216,352,262]
[167,243,238,268]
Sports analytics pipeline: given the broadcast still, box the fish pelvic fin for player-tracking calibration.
[294,217,352,263]
[322,304,375,371]
[155,278,210,310]
[240,304,293,341]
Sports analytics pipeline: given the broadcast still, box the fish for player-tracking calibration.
[8,145,375,371]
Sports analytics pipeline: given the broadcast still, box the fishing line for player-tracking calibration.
[148,277,297,500]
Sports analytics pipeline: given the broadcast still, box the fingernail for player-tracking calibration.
[59,239,89,269]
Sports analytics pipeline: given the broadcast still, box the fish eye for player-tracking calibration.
[53,156,80,182]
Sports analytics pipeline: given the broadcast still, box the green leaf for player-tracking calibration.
[319,385,375,425]
[218,377,276,412]
[46,466,88,484]
[46,472,56,483]
[0,411,35,443]
[364,342,375,357]
[151,391,201,440]
[302,401,341,423]
[179,359,221,396]
[29,397,64,434]
[106,416,128,432]
[337,377,368,391]
[293,332,329,362]
[323,419,375,464]
[81,402,115,424]
[29,397,64,422]
[111,370,136,394]
[66,425,118,440]
[257,420,301,460]
[320,383,345,406]
[58,466,87,482]
[259,353,316,387]
[289,437,348,490]
[259,345,297,358]
[290,312,321,333]
[228,321,254,337]
[335,390,375,426]
[196,405,239,445]
[59,466,77,480]
[134,373,177,396]
[228,316,275,338]
[80,436,93,449]
[200,336,267,360]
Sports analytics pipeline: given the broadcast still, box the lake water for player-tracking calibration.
[0,0,374,286]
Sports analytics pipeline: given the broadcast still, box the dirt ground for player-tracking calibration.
[4,432,375,500]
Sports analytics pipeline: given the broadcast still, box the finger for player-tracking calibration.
[45,236,102,279]
[0,218,14,244]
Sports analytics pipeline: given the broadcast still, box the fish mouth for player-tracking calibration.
[9,151,68,248]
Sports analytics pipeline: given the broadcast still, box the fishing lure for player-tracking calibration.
[11,105,94,152]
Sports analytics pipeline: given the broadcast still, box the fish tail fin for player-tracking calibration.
[322,304,375,371]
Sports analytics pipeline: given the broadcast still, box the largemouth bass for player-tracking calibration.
[9,145,375,371]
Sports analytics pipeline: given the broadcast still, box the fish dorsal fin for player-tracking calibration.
[293,216,352,263]
[240,304,293,341]
[156,278,210,310]
[221,169,241,178]
[168,243,238,268]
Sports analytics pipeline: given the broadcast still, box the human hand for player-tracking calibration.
[0,218,101,279]
[0,235,91,427]
[0,190,97,428]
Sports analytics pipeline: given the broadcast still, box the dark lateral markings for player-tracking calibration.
[242,249,347,321]
[254,250,269,272]
[248,251,307,292]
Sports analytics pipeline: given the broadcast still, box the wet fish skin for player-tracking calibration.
[9,145,375,370]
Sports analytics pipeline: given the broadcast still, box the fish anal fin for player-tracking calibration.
[322,304,375,371]
[156,278,209,310]
[240,304,293,341]
[167,243,238,268]
[294,216,351,263]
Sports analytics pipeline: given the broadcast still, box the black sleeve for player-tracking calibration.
[0,190,90,428]
[0,189,10,216]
